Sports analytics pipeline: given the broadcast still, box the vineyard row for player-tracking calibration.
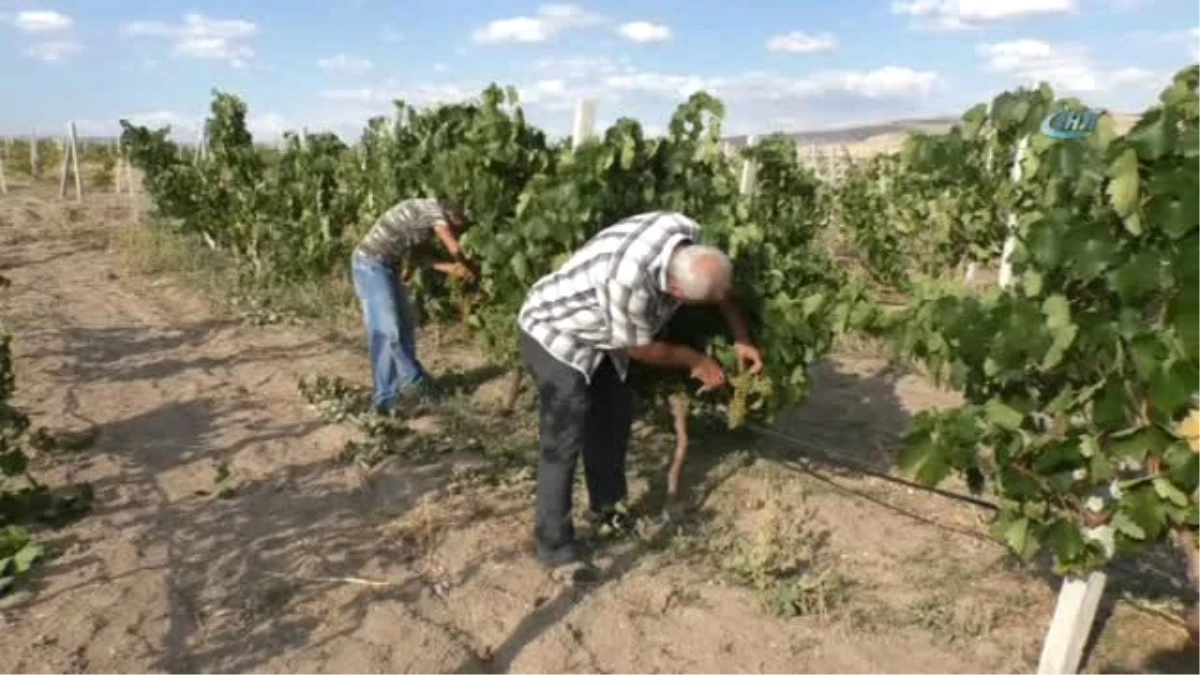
[104,66,1200,582]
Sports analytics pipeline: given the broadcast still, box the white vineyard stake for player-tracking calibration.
[571,99,597,150]
[998,135,1029,289]
[738,135,758,196]
[1037,572,1108,674]
[57,122,83,201]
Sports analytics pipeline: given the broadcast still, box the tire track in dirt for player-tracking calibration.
[0,191,483,673]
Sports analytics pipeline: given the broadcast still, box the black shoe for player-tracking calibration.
[589,502,636,540]
[548,559,601,586]
[399,381,442,407]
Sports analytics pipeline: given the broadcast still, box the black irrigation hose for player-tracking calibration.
[728,417,1187,590]
[740,421,1001,512]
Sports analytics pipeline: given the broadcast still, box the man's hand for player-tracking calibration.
[734,341,764,375]
[690,357,726,393]
[718,299,763,375]
[434,261,476,281]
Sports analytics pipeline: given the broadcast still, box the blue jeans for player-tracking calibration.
[351,252,428,411]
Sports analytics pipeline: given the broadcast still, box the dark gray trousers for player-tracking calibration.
[519,331,634,565]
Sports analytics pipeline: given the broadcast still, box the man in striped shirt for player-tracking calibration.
[518,211,764,582]
[353,198,473,413]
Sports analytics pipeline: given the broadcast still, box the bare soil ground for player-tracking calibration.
[0,183,1195,674]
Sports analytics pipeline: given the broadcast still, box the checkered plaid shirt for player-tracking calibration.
[518,211,700,382]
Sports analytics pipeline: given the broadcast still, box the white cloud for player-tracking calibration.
[311,58,946,139]
[114,110,205,140]
[130,110,197,127]
[96,108,292,142]
[121,13,259,68]
[1152,25,1200,60]
[320,88,378,103]
[317,53,373,74]
[11,9,73,32]
[978,39,1159,93]
[532,56,637,78]
[381,26,403,43]
[1126,25,1200,61]
[249,112,293,138]
[23,39,79,62]
[320,82,477,107]
[433,62,449,73]
[617,21,672,43]
[893,0,1076,30]
[599,66,941,100]
[472,3,601,44]
[766,31,837,53]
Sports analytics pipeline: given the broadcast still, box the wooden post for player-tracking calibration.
[70,122,82,201]
[738,135,758,196]
[666,393,690,498]
[1037,572,1107,674]
[58,131,70,197]
[126,156,137,195]
[838,145,851,183]
[0,152,7,195]
[114,143,124,194]
[57,122,83,201]
[998,135,1029,289]
[30,128,38,177]
[502,369,524,413]
[571,98,597,150]
[194,130,207,165]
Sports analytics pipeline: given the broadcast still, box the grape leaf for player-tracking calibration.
[1111,511,1147,540]
[898,435,950,486]
[12,542,42,574]
[1120,486,1167,540]
[1152,477,1189,508]
[1128,110,1177,161]
[1001,516,1041,560]
[985,398,1024,431]
[1106,148,1140,221]
[1109,252,1162,302]
[1149,196,1198,240]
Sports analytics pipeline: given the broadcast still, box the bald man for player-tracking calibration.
[517,211,764,582]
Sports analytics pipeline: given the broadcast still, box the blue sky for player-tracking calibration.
[1,0,1197,140]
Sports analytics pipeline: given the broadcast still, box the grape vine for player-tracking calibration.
[0,275,94,594]
[889,67,1199,575]
[119,66,1199,579]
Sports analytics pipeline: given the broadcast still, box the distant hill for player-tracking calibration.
[721,112,1140,160]
[722,117,958,148]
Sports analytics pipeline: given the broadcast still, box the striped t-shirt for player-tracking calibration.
[355,198,446,263]
[518,211,700,382]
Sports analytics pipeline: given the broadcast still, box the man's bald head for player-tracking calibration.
[666,244,733,303]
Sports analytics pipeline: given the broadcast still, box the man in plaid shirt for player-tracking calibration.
[352,198,474,413]
[518,211,764,582]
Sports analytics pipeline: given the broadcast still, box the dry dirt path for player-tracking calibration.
[0,185,1194,674]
